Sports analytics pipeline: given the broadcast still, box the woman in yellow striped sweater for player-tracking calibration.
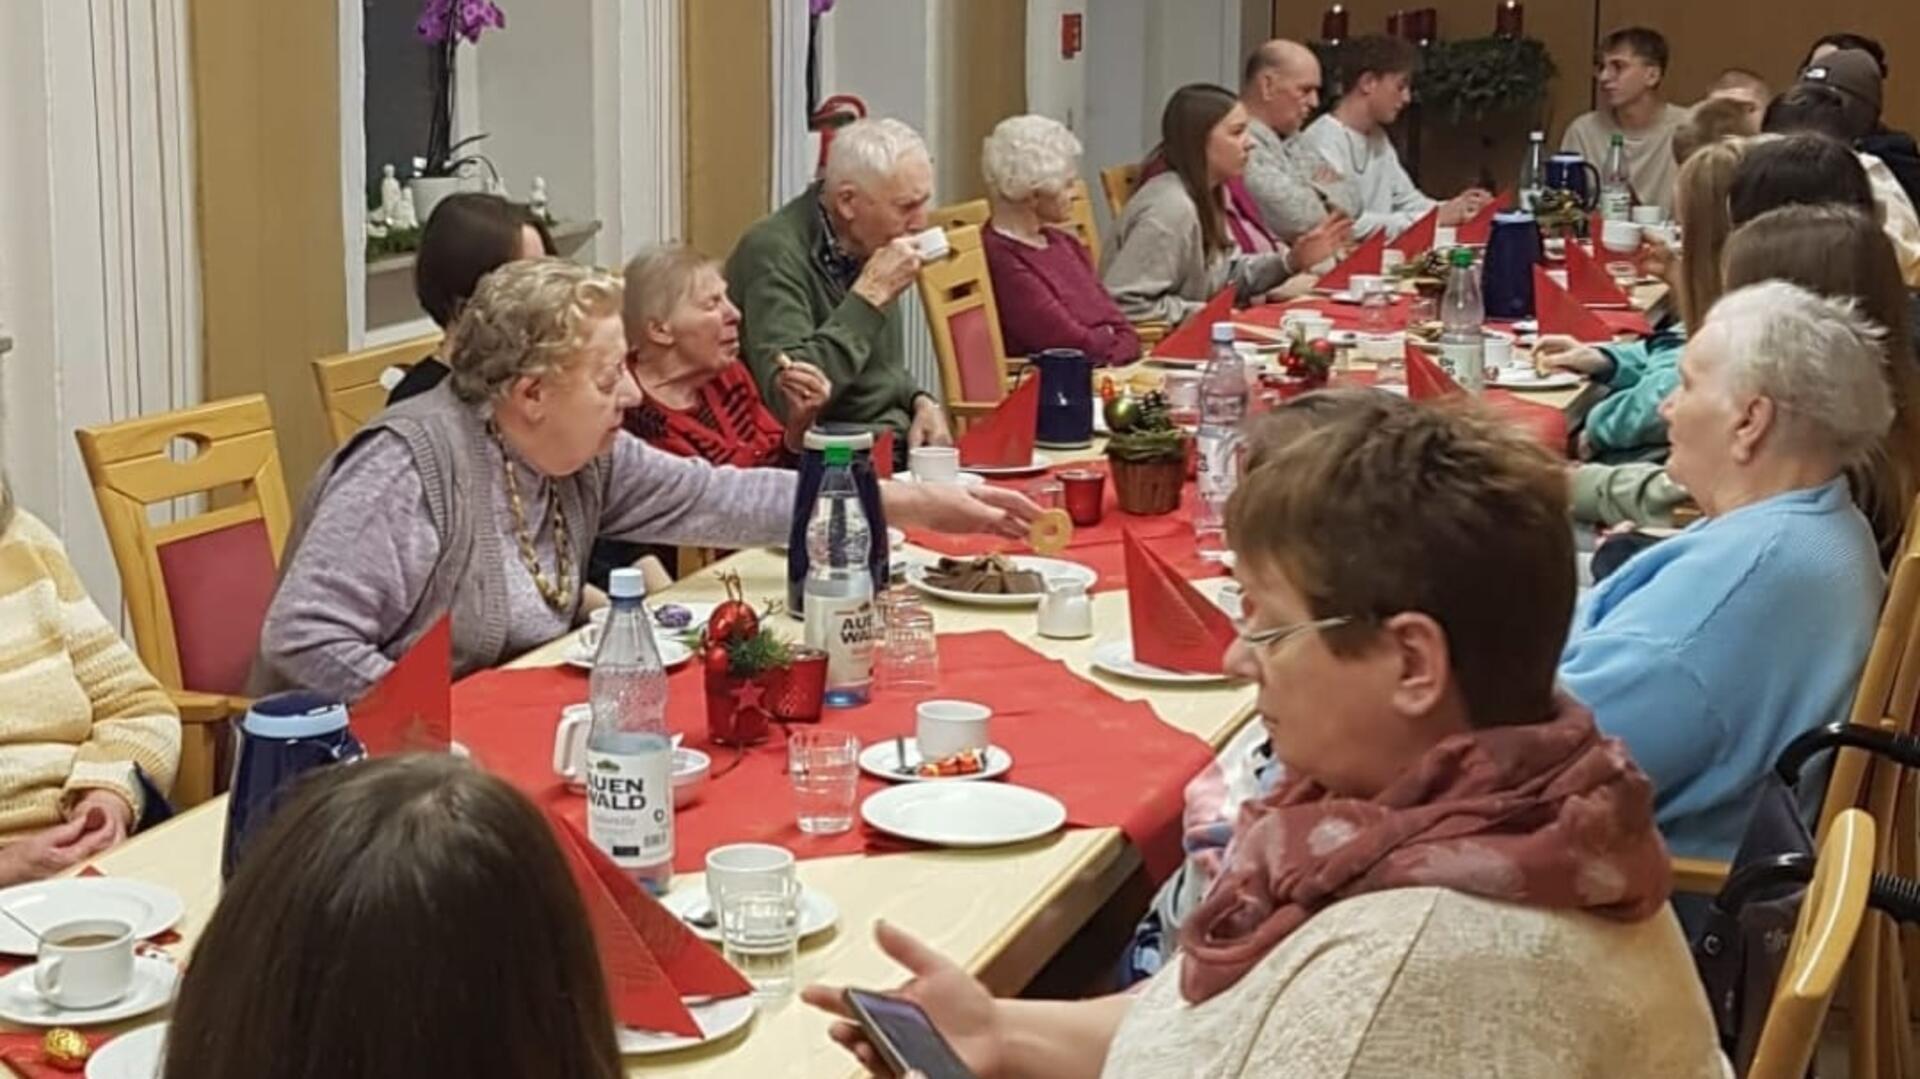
[0,478,179,881]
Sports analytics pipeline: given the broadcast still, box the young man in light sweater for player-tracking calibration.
[1561,27,1690,214]
[1297,34,1491,240]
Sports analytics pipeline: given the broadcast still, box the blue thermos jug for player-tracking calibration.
[1545,153,1601,209]
[1482,212,1545,320]
[1032,349,1094,449]
[223,692,365,880]
[786,425,889,617]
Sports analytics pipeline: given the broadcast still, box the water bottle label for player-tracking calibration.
[805,592,874,690]
[1438,342,1486,392]
[586,749,672,869]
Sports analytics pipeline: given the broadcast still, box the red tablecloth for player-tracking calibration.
[1245,296,1653,338]
[452,630,1215,880]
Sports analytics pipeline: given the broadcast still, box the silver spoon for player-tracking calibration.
[0,905,44,946]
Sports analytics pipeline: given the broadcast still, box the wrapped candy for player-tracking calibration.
[42,1028,90,1071]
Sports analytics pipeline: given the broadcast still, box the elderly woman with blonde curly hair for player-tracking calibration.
[980,115,1141,365]
[254,259,1039,702]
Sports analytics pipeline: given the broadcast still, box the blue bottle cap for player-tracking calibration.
[1210,322,1235,343]
[608,566,647,601]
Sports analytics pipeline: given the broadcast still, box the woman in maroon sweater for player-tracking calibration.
[980,115,1141,366]
[621,246,831,467]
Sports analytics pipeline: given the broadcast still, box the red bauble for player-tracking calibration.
[706,570,760,645]
[702,644,732,678]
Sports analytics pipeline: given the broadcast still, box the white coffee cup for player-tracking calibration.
[911,226,950,261]
[705,843,798,915]
[915,699,991,759]
[1629,205,1667,226]
[1281,312,1335,341]
[908,446,960,484]
[33,918,135,1010]
[1483,330,1515,372]
[1347,273,1387,298]
[1600,219,1642,254]
[552,703,593,785]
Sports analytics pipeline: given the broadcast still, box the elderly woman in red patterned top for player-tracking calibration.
[621,245,832,467]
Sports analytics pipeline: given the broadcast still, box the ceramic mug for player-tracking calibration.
[1483,331,1516,373]
[705,843,798,917]
[1347,273,1387,298]
[908,446,960,484]
[1281,312,1335,341]
[911,226,950,262]
[916,700,991,760]
[33,918,135,1010]
[1600,219,1642,254]
[1629,205,1667,226]
[552,703,593,785]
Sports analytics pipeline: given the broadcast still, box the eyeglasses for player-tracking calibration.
[1231,615,1352,653]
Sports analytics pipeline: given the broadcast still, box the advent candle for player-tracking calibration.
[1322,4,1348,43]
[1496,0,1523,37]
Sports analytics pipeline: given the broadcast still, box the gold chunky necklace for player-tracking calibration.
[496,431,576,611]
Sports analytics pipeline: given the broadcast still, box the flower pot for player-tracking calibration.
[1109,456,1185,515]
[408,175,482,227]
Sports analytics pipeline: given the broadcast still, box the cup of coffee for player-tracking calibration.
[33,919,135,1010]
[1629,205,1667,226]
[1600,219,1642,254]
[1347,273,1387,298]
[911,226,950,262]
[552,703,592,786]
[1482,330,1516,373]
[916,699,990,760]
[1281,312,1335,341]
[705,843,798,916]
[908,446,960,484]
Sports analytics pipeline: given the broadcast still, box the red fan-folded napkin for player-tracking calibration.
[548,812,751,1038]
[1404,341,1461,401]
[1562,239,1631,308]
[1123,530,1235,674]
[1453,189,1512,245]
[871,428,895,479]
[1150,286,1236,362]
[350,615,452,755]
[1388,207,1438,256]
[956,371,1039,468]
[1315,231,1386,293]
[1532,267,1614,343]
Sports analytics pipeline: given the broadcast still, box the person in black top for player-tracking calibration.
[387,193,557,405]
[1801,33,1920,208]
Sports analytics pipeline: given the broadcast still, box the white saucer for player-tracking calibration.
[862,783,1067,848]
[859,739,1013,783]
[618,994,756,1055]
[0,954,177,1027]
[893,472,986,488]
[567,636,693,671]
[0,879,184,956]
[87,1021,167,1079]
[960,453,1050,477]
[888,526,905,549]
[1089,639,1234,685]
[659,886,841,944]
[1490,367,1582,391]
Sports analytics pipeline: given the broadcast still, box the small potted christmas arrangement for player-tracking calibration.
[698,573,827,746]
[1531,187,1590,240]
[1266,330,1336,400]
[1102,387,1188,516]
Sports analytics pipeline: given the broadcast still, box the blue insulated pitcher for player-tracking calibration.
[1545,153,1601,209]
[1482,212,1544,320]
[223,692,365,880]
[787,426,888,616]
[1032,350,1094,449]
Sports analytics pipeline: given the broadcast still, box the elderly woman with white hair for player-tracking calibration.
[979,115,1139,365]
[254,259,1038,702]
[1560,280,1893,862]
[727,117,950,457]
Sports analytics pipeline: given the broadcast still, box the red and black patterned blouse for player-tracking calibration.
[623,360,792,469]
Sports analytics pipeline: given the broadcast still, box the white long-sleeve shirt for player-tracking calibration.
[1297,113,1436,240]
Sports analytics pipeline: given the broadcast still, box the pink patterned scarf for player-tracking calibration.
[1178,695,1673,1003]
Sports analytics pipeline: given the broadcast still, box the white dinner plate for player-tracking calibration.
[861,783,1067,848]
[959,453,1051,478]
[892,472,986,488]
[618,994,756,1056]
[0,879,184,957]
[87,1021,167,1079]
[888,526,905,549]
[568,636,693,671]
[659,886,841,944]
[0,954,177,1027]
[1089,639,1234,686]
[904,556,1095,608]
[1489,367,1583,391]
[859,739,1014,784]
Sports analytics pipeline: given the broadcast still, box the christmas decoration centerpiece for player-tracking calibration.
[1102,386,1188,516]
[699,573,826,745]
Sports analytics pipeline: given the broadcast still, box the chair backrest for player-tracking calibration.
[1065,178,1102,268]
[931,199,990,234]
[1821,497,1920,839]
[1747,809,1876,1079]
[1100,163,1141,219]
[74,395,293,697]
[312,334,441,448]
[915,225,1011,414]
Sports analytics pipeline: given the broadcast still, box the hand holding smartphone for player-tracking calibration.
[842,988,978,1079]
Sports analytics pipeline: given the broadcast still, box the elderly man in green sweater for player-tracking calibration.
[727,117,952,451]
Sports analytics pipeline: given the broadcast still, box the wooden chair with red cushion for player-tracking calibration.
[916,224,1015,435]
[312,333,441,448]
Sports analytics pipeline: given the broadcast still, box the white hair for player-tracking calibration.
[1699,280,1894,461]
[979,114,1083,203]
[823,118,930,191]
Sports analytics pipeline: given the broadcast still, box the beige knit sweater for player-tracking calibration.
[0,510,180,834]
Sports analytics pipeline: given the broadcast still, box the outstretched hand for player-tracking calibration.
[802,920,1007,1078]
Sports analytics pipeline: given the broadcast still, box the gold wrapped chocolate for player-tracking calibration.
[42,1027,90,1071]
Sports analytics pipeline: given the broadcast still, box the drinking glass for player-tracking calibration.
[876,595,940,694]
[1162,371,1201,427]
[1026,479,1064,510]
[719,888,799,1000]
[789,729,859,834]
[1405,295,1438,328]
[1358,282,1395,335]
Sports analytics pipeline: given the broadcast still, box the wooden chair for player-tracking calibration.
[1065,178,1102,269]
[931,199,990,234]
[1747,809,1877,1079]
[916,224,1013,432]
[1099,163,1140,219]
[312,334,441,448]
[74,395,294,808]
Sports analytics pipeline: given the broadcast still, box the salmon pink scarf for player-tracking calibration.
[1178,695,1672,1003]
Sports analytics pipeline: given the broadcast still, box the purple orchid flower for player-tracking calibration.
[417,0,505,44]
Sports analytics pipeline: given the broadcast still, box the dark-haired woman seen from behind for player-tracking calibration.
[164,755,622,1079]
[388,192,558,405]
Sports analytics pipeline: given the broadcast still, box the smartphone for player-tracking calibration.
[842,988,978,1079]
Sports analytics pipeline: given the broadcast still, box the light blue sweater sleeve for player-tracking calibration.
[1559,630,1722,797]
[1586,333,1684,454]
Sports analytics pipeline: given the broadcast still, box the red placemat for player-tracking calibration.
[1247,296,1414,332]
[452,631,1214,880]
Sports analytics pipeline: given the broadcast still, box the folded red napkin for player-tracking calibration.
[1532,267,1614,343]
[1562,238,1631,308]
[1123,530,1235,674]
[1150,286,1235,362]
[548,812,752,1038]
[350,615,452,755]
[871,428,895,479]
[1387,207,1438,256]
[0,1032,109,1078]
[1404,341,1461,401]
[956,371,1039,468]
[1315,231,1386,294]
[1453,189,1512,246]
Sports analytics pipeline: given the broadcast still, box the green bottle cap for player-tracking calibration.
[1449,247,1474,267]
[1610,132,1625,145]
[824,443,853,466]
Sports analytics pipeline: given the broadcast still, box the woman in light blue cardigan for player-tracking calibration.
[1560,281,1893,861]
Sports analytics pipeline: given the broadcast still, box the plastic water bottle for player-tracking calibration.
[1195,322,1248,561]
[1600,132,1632,222]
[587,567,673,894]
[804,443,876,707]
[1517,130,1546,213]
[1439,248,1486,394]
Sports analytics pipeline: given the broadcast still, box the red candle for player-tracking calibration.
[1059,469,1107,527]
[1495,0,1523,36]
[1386,10,1402,37]
[1321,4,1348,42]
[1414,8,1437,44]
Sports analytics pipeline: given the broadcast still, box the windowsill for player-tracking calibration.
[364,218,602,276]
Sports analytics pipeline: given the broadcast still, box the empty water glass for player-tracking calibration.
[1162,371,1201,427]
[1359,282,1395,335]
[789,729,859,834]
[719,888,799,1000]
[877,601,939,694]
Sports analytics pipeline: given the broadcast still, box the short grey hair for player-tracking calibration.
[446,258,623,410]
[980,115,1083,203]
[1699,280,1894,461]
[823,118,930,191]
